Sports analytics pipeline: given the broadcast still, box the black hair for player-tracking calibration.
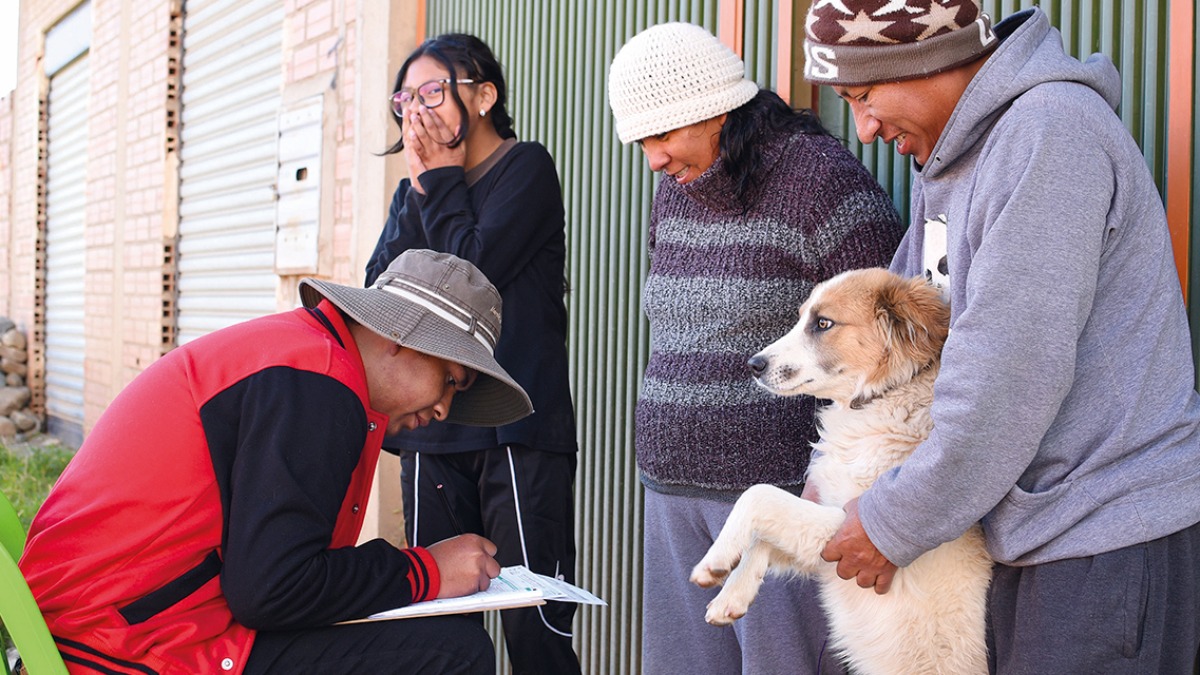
[384,33,516,155]
[720,90,829,209]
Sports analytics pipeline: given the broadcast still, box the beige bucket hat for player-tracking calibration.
[299,249,533,427]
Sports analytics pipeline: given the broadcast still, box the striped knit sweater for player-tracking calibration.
[636,130,903,498]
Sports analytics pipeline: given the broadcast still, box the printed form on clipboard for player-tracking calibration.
[343,565,606,623]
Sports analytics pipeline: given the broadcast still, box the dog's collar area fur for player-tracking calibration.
[849,360,936,410]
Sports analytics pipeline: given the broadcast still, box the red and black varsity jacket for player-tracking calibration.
[20,301,440,674]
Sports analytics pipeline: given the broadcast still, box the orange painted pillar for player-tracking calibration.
[718,0,745,57]
[720,0,797,105]
[416,0,427,45]
[1167,0,1194,300]
[777,0,794,105]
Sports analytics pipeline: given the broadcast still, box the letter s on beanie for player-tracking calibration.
[803,0,998,86]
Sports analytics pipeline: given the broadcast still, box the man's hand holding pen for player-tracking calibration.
[426,534,501,597]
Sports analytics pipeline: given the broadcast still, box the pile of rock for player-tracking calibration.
[0,317,39,440]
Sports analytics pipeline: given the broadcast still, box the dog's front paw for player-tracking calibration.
[690,562,726,588]
[690,550,737,588]
[704,589,751,626]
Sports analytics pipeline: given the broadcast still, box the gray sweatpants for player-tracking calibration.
[987,519,1200,674]
[642,489,847,674]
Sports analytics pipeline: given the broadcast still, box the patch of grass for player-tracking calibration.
[0,438,76,534]
[2,437,74,670]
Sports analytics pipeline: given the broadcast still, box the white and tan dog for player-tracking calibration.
[690,268,991,675]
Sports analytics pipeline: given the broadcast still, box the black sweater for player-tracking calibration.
[366,140,578,454]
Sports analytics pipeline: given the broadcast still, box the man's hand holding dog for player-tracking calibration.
[822,497,898,594]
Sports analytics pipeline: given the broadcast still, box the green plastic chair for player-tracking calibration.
[0,492,68,675]
[0,493,26,563]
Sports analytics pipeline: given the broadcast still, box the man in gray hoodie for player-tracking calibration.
[802,0,1200,671]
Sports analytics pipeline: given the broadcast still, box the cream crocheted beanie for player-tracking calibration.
[608,22,759,145]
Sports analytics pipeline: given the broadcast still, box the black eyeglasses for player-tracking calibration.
[391,78,477,116]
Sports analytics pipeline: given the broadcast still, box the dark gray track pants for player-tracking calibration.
[987,520,1200,674]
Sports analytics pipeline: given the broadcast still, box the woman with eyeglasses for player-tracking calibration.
[364,33,581,675]
[607,23,905,675]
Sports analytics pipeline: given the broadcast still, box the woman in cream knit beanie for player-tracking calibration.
[607,22,758,145]
[608,21,903,675]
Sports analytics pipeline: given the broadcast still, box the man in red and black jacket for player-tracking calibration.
[20,250,533,675]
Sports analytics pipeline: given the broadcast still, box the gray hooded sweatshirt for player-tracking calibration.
[864,8,1200,566]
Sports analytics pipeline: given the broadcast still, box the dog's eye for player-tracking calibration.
[816,317,834,331]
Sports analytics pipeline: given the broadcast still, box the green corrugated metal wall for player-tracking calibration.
[423,1,1191,672]
[424,2,778,673]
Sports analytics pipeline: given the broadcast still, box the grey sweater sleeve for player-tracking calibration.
[859,97,1118,566]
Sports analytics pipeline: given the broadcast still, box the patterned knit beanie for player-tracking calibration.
[608,22,759,144]
[803,0,998,86]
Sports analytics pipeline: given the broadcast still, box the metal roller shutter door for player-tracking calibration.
[176,0,283,344]
[44,55,91,444]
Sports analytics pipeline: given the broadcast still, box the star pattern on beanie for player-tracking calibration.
[813,0,855,13]
[876,0,925,14]
[803,0,996,85]
[839,11,898,43]
[814,0,979,46]
[913,2,968,40]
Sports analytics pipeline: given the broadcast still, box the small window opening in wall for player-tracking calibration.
[296,167,308,181]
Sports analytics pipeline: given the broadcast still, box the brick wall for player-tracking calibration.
[7,0,433,546]
[83,0,179,427]
[7,0,416,448]
[276,0,363,299]
[0,92,11,318]
[5,0,187,433]
[5,1,69,347]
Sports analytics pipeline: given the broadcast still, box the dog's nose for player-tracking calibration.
[747,355,768,376]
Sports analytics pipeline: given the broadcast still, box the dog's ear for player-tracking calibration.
[874,275,950,368]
